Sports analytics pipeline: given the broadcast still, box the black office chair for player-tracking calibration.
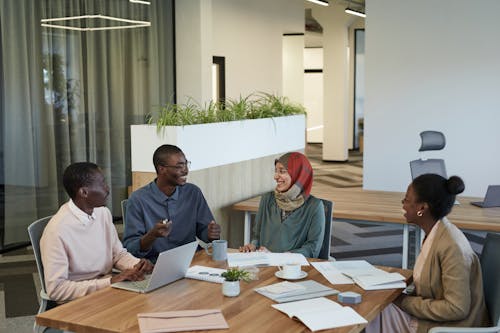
[318,199,334,260]
[410,131,447,179]
[429,232,500,333]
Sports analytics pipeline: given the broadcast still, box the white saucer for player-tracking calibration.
[275,270,308,280]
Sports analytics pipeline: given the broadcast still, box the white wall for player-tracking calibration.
[364,0,500,196]
[211,0,304,99]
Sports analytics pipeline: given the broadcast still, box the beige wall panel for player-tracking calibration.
[131,155,279,248]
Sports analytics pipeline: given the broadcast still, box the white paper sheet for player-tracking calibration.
[310,262,354,284]
[227,252,309,267]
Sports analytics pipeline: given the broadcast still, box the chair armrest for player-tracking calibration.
[428,326,500,333]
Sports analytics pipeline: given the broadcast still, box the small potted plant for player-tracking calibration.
[221,267,251,297]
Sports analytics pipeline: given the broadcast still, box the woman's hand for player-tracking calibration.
[257,246,270,253]
[239,243,256,252]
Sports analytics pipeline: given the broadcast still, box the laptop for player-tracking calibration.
[471,185,500,208]
[111,241,198,293]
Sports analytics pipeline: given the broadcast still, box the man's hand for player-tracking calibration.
[207,220,221,240]
[110,259,153,284]
[140,220,173,251]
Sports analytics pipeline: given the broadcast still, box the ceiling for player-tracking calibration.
[304,0,365,48]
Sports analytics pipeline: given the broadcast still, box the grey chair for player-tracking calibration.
[121,199,128,229]
[410,130,447,179]
[27,216,60,333]
[318,199,334,260]
[428,232,500,333]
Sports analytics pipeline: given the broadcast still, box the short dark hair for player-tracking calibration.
[412,174,465,220]
[63,162,100,199]
[152,144,183,173]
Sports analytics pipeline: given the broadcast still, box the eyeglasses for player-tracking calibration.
[274,168,288,175]
[160,160,191,171]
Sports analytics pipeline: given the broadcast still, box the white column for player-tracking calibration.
[282,34,305,106]
[175,0,213,105]
[312,5,356,161]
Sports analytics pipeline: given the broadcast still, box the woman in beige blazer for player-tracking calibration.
[366,174,489,333]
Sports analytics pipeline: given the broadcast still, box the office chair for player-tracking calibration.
[27,216,61,333]
[410,131,447,179]
[428,233,500,333]
[121,199,128,229]
[318,199,334,260]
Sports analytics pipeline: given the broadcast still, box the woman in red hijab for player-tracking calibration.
[239,152,325,258]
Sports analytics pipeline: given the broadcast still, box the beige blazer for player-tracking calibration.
[397,218,489,333]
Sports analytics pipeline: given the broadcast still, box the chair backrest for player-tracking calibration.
[27,216,53,295]
[409,159,447,180]
[410,130,448,180]
[480,232,500,326]
[318,199,333,260]
[418,131,446,152]
[121,199,128,228]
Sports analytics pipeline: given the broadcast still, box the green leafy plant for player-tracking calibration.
[147,92,305,131]
[221,267,251,282]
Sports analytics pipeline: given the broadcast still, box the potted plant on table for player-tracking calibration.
[221,267,251,297]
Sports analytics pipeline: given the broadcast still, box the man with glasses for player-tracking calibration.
[123,144,221,262]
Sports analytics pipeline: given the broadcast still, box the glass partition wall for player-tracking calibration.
[0,0,175,252]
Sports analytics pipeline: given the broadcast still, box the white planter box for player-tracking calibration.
[131,114,305,172]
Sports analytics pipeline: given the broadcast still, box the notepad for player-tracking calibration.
[185,265,226,284]
[227,252,309,267]
[272,297,367,331]
[255,280,338,303]
[330,260,406,290]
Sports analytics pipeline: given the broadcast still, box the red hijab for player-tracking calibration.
[276,152,313,199]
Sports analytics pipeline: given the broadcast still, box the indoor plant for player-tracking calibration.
[221,267,251,297]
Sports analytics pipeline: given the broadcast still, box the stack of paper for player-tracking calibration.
[255,280,338,303]
[312,260,406,290]
[272,297,367,331]
[137,309,228,332]
[227,252,309,267]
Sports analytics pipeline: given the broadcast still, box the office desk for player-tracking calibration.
[36,250,412,333]
[232,185,500,268]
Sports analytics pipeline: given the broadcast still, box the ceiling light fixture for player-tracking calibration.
[345,8,366,18]
[306,0,329,6]
[129,0,151,5]
[41,14,150,32]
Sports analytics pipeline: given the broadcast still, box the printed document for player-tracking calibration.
[227,252,309,267]
[255,280,338,303]
[272,297,367,331]
[319,260,406,290]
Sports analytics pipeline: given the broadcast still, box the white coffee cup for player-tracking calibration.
[279,263,301,279]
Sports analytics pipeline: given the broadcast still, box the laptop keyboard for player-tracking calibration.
[130,277,150,290]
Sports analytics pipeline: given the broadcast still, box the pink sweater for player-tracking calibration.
[41,200,139,302]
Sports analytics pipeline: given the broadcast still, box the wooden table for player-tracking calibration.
[36,250,412,333]
[232,185,500,268]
